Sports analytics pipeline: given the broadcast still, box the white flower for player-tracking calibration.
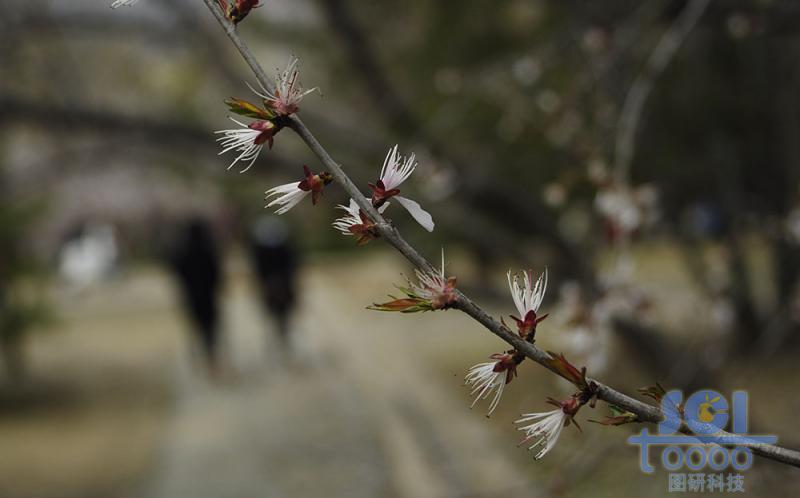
[332,199,363,235]
[247,56,317,116]
[332,198,388,236]
[265,183,308,215]
[111,0,139,7]
[595,186,641,233]
[466,363,506,415]
[507,269,548,318]
[371,145,435,232]
[465,353,517,416]
[594,183,660,236]
[515,409,568,460]
[265,166,331,215]
[412,249,447,298]
[410,248,456,309]
[379,145,416,191]
[368,249,457,313]
[215,118,275,173]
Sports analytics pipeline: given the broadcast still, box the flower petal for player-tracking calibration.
[265,182,309,214]
[395,196,434,232]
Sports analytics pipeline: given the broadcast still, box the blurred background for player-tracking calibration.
[2,0,800,496]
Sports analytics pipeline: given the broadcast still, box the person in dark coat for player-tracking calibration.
[168,218,222,371]
[247,217,298,350]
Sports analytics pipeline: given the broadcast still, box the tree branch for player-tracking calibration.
[198,0,800,469]
[318,0,596,286]
[614,0,711,183]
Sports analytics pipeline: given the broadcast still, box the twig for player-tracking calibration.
[198,0,800,469]
[318,0,596,287]
[613,0,711,183]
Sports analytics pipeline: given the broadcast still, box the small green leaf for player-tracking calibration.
[225,98,275,119]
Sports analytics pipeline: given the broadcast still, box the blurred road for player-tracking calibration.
[144,255,535,498]
[4,253,797,498]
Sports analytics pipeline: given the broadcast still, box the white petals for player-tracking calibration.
[255,56,317,115]
[265,182,308,215]
[111,0,139,8]
[594,183,659,235]
[465,362,506,416]
[332,198,387,236]
[595,187,641,233]
[507,269,548,317]
[379,145,416,190]
[395,196,434,232]
[332,199,362,236]
[374,145,435,232]
[215,118,264,173]
[411,248,449,299]
[332,217,359,236]
[515,409,567,459]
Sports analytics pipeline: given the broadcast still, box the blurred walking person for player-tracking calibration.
[247,217,298,351]
[168,218,223,374]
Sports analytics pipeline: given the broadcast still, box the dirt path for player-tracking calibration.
[6,254,796,498]
[144,256,535,498]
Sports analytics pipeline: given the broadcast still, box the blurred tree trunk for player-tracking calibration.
[0,286,29,385]
[0,335,27,384]
[763,37,800,352]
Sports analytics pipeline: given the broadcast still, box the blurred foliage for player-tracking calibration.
[2,0,800,353]
[1,1,799,495]
[0,168,51,380]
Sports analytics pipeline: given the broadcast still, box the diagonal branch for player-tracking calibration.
[198,0,800,469]
[613,0,711,183]
[318,0,595,286]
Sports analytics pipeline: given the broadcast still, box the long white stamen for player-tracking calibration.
[410,249,449,300]
[465,362,506,416]
[332,199,388,236]
[507,268,548,318]
[373,145,435,232]
[515,408,568,460]
[379,145,417,190]
[265,182,309,215]
[256,56,318,114]
[215,118,265,172]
